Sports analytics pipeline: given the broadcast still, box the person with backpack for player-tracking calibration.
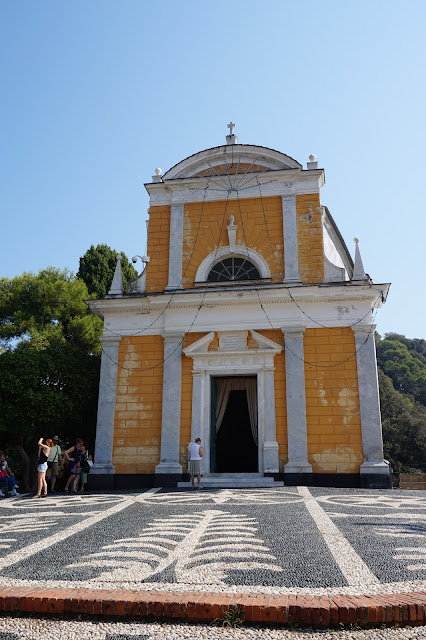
[77,444,92,492]
[46,436,63,492]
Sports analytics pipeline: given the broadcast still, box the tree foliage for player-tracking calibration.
[377,333,426,474]
[0,268,103,489]
[77,244,138,298]
[0,267,102,354]
[377,336,426,404]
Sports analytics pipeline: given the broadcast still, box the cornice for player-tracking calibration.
[88,283,389,322]
[145,168,324,206]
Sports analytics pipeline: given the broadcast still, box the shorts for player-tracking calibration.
[189,460,202,475]
[46,462,59,477]
[37,462,48,472]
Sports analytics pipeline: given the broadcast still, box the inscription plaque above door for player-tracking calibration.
[219,331,248,351]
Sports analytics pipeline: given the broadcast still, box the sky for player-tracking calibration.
[1,0,425,339]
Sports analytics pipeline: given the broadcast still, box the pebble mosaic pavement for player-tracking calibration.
[0,486,425,637]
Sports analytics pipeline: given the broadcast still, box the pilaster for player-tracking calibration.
[165,203,184,290]
[282,326,312,473]
[263,367,279,473]
[155,332,184,474]
[353,325,390,481]
[281,194,301,283]
[92,335,122,475]
[191,370,205,443]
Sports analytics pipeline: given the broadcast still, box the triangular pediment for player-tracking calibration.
[183,330,282,357]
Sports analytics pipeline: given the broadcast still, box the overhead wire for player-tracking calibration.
[95,153,383,372]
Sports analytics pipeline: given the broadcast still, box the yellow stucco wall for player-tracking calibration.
[304,328,363,473]
[145,205,170,293]
[111,328,363,476]
[182,197,284,286]
[144,193,328,292]
[296,193,324,283]
[112,335,164,474]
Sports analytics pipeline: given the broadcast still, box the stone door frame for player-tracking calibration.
[183,330,282,475]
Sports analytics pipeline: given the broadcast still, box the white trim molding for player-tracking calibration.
[162,144,302,180]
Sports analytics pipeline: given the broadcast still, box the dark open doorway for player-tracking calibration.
[211,377,258,473]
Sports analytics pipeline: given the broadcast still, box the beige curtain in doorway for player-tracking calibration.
[215,377,258,445]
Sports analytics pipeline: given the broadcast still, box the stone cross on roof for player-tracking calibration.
[226,122,238,145]
[227,122,236,136]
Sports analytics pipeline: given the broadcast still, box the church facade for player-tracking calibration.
[89,127,391,490]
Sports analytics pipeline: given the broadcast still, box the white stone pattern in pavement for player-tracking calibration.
[1,489,426,597]
[70,509,282,585]
[297,487,380,586]
[315,494,426,575]
[0,492,158,570]
[316,494,426,512]
[0,617,425,640]
[375,526,426,571]
[137,488,304,505]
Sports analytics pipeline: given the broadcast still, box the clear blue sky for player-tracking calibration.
[1,1,425,339]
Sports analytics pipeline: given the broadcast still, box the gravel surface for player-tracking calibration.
[0,618,425,640]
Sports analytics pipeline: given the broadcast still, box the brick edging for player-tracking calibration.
[0,587,425,628]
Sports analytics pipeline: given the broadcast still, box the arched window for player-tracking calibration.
[207,257,261,282]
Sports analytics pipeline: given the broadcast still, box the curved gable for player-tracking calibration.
[162,144,302,180]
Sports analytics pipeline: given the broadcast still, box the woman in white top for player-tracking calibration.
[189,438,203,490]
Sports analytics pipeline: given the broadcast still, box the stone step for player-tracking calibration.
[177,473,284,488]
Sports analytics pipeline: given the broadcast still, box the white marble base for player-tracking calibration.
[263,441,280,473]
[90,463,115,475]
[284,461,313,474]
[360,461,390,475]
[155,462,183,474]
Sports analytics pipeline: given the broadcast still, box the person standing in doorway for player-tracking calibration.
[46,436,63,492]
[189,438,203,490]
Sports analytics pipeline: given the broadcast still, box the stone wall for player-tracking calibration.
[145,205,170,292]
[112,335,164,473]
[182,196,284,286]
[296,193,325,283]
[304,328,363,473]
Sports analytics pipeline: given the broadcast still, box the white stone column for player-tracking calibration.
[263,367,280,473]
[282,326,312,473]
[92,335,122,475]
[155,332,184,474]
[165,203,184,290]
[190,370,205,443]
[281,194,301,283]
[353,325,389,477]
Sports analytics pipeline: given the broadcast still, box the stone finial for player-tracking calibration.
[227,215,238,252]
[307,154,318,170]
[152,167,163,183]
[226,121,238,145]
[352,238,368,281]
[108,254,124,295]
